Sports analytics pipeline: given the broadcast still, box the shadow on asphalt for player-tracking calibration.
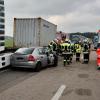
[10,67,36,72]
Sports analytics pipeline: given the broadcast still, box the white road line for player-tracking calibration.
[51,85,66,100]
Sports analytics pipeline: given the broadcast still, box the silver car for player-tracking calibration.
[10,47,58,71]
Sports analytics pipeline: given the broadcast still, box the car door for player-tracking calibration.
[38,48,48,67]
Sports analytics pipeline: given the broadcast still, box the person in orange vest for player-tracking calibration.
[96,43,100,69]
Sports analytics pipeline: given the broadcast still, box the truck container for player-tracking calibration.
[13,18,57,48]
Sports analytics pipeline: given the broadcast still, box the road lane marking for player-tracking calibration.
[51,85,66,100]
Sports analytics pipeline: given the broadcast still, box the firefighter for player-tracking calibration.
[48,40,58,53]
[82,40,90,64]
[48,41,58,66]
[61,39,72,66]
[75,41,81,62]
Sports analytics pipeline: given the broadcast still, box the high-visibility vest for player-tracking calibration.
[60,43,71,52]
[48,44,53,52]
[49,41,57,51]
[60,43,65,51]
[76,45,81,53]
[75,44,79,49]
[75,44,81,53]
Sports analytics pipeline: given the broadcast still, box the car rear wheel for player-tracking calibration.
[34,62,42,72]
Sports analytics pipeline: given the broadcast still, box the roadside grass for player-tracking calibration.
[5,38,13,48]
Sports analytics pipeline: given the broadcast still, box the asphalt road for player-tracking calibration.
[0,68,37,93]
[0,51,100,100]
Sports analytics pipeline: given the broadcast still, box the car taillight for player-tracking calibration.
[28,55,35,61]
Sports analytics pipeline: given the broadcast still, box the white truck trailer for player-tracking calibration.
[0,0,12,69]
[13,18,57,48]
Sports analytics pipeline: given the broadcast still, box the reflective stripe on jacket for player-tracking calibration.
[75,44,81,53]
[60,43,71,52]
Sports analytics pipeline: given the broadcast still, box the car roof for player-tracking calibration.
[19,46,45,49]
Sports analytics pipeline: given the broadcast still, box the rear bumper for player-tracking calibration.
[11,61,37,68]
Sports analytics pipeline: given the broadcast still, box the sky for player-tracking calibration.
[4,0,100,36]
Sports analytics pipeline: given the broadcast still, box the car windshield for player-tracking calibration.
[15,48,34,54]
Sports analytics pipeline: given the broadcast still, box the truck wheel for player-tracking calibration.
[34,62,41,72]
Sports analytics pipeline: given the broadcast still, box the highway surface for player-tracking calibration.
[0,51,100,100]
